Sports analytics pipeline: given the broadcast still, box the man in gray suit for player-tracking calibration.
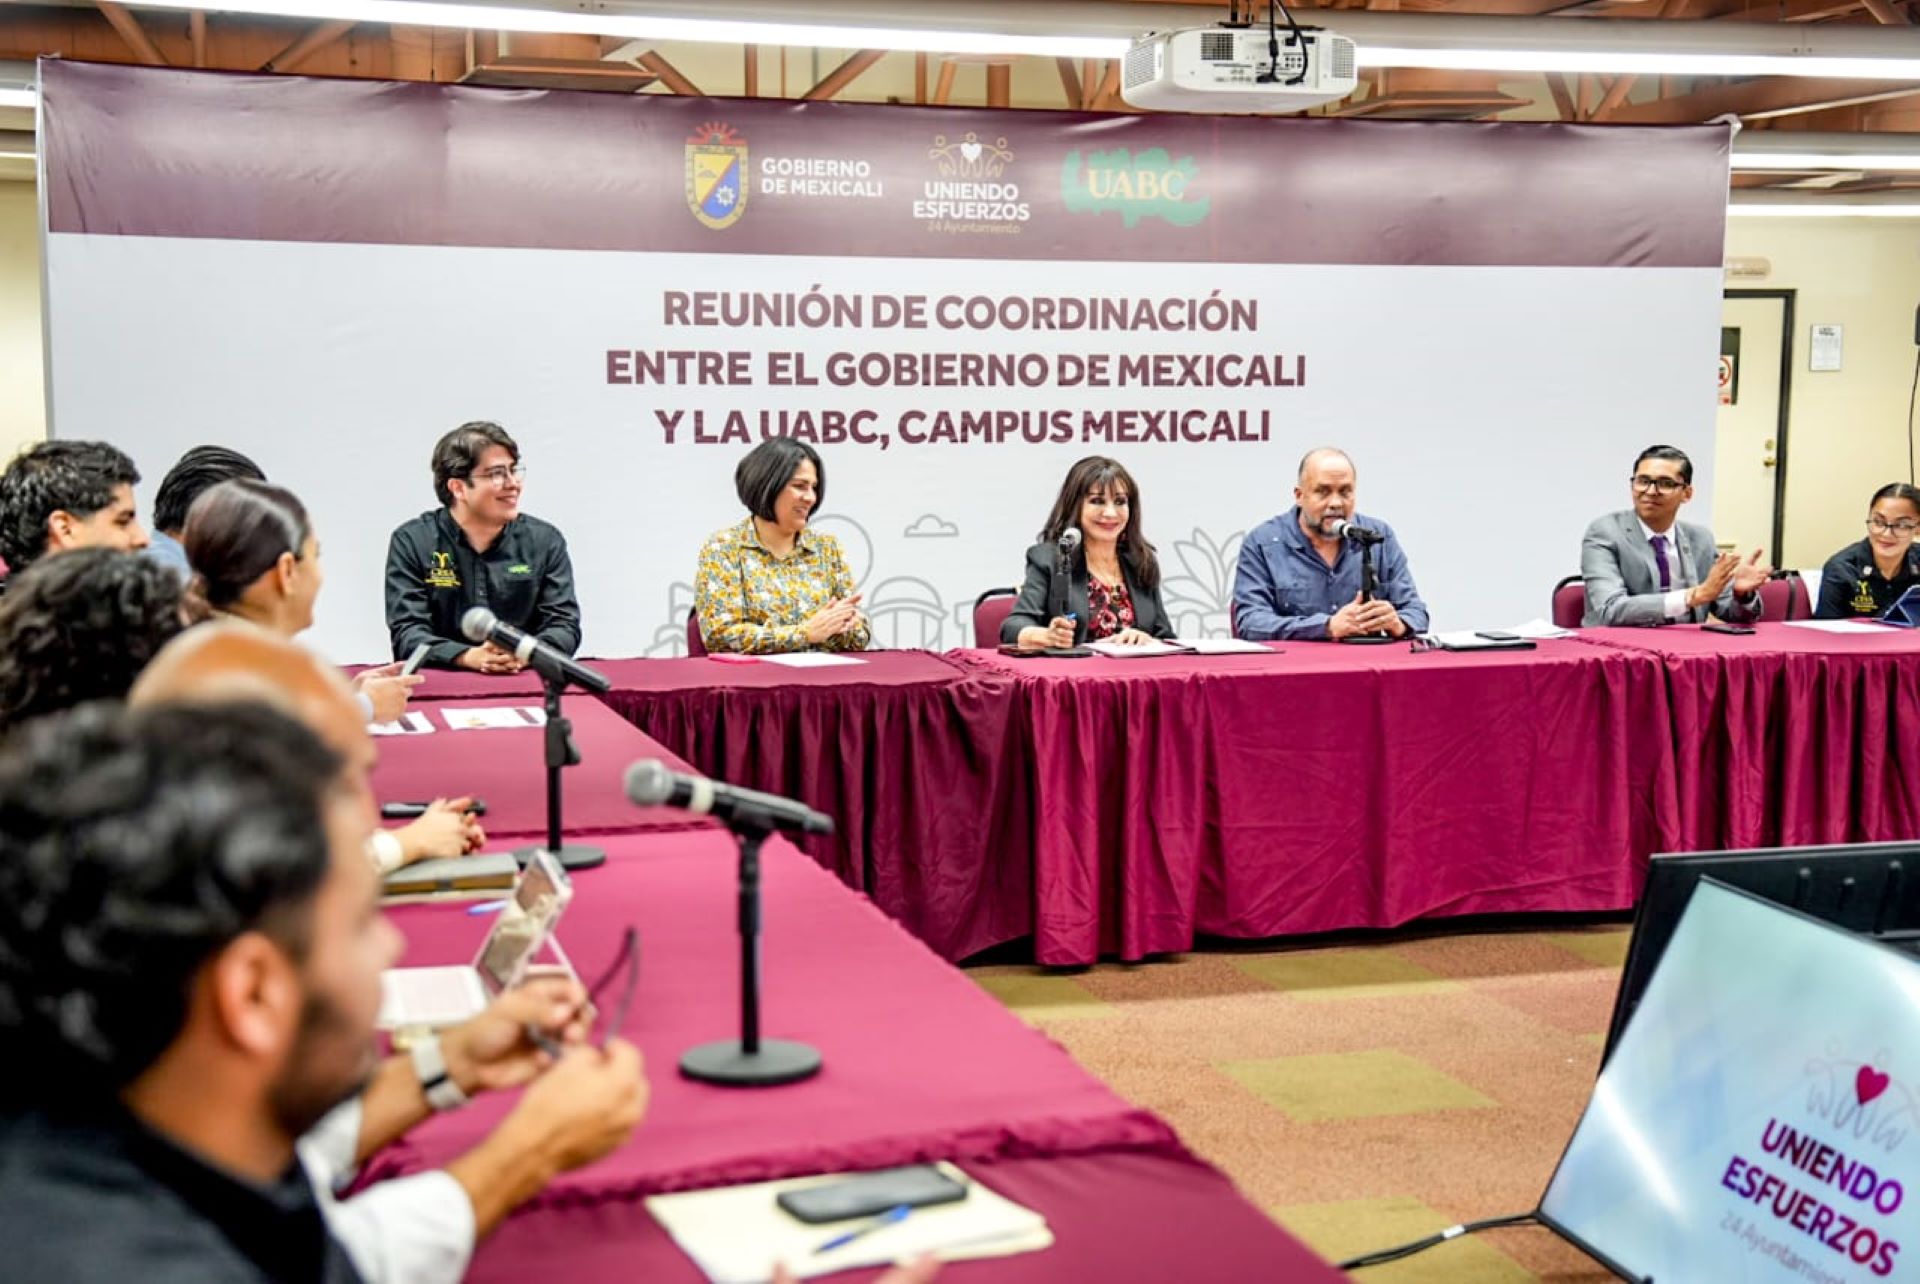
[1581,445,1769,627]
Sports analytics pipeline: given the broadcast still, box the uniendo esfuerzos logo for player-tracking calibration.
[1718,1050,1918,1278]
[1060,146,1211,228]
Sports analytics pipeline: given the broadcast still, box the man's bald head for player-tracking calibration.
[130,622,371,780]
[1297,447,1355,483]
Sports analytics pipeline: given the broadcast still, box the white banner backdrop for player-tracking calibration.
[46,235,1722,662]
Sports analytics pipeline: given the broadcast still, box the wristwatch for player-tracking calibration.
[409,1034,470,1112]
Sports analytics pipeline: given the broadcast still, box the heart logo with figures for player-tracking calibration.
[960,140,982,163]
[1858,1065,1892,1106]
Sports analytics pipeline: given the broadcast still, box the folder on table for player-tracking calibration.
[646,1161,1052,1283]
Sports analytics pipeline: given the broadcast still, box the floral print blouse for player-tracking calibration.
[694,517,871,654]
[1086,576,1136,641]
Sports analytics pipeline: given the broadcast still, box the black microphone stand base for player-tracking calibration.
[680,1038,822,1087]
[512,842,607,872]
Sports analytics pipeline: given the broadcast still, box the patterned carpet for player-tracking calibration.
[967,919,1639,1282]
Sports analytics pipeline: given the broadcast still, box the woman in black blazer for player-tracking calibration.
[1001,456,1175,649]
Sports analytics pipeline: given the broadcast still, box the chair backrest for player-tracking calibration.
[1551,575,1586,630]
[972,588,1017,647]
[1758,575,1807,622]
[685,608,708,657]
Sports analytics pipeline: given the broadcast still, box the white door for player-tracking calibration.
[1713,293,1790,561]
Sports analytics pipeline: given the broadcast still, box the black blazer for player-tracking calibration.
[1000,542,1175,645]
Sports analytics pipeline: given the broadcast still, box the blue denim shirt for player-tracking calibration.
[1232,507,1430,641]
[143,530,190,580]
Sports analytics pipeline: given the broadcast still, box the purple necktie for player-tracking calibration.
[1650,535,1672,592]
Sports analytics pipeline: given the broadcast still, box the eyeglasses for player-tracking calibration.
[468,464,527,486]
[1868,517,1920,536]
[586,926,640,1048]
[1630,476,1686,495]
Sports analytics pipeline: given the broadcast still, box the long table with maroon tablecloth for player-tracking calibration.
[1572,622,1920,853]
[368,695,712,840]
[594,654,1034,962]
[377,830,1339,1282]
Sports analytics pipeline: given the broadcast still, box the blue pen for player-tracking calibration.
[812,1205,912,1256]
[466,899,509,916]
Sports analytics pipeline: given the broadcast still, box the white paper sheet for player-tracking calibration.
[439,706,547,730]
[758,653,869,668]
[1782,619,1891,635]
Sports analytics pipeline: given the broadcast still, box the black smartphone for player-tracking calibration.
[380,798,488,819]
[776,1165,969,1224]
[1701,620,1756,636]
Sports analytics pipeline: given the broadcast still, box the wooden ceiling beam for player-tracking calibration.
[635,49,701,95]
[803,48,883,101]
[1610,77,1920,123]
[95,2,166,65]
[259,18,354,73]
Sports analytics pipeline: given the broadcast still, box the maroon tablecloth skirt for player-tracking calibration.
[961,639,1680,964]
[594,654,1034,962]
[1575,622,1920,851]
[368,696,711,840]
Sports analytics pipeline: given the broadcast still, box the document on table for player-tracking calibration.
[1178,636,1272,654]
[1782,619,1891,635]
[1081,637,1271,658]
[646,1162,1052,1283]
[1501,618,1574,640]
[759,652,868,668]
[1084,638,1191,658]
[368,711,437,737]
[440,706,547,730]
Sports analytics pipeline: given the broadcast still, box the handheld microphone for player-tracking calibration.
[1329,519,1386,546]
[461,607,611,693]
[624,759,834,836]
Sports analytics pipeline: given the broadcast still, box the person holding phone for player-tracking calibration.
[694,438,869,654]
[1815,483,1920,619]
[1580,445,1768,628]
[185,481,480,869]
[1002,456,1174,650]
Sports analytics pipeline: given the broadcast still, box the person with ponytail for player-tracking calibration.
[184,480,483,870]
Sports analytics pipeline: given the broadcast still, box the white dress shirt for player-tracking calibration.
[299,1098,476,1284]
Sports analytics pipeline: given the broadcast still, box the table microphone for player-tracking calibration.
[461,607,611,693]
[1329,518,1386,546]
[625,759,834,835]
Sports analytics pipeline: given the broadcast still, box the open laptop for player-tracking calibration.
[378,848,575,1029]
[1535,879,1920,1281]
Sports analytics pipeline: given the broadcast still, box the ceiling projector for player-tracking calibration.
[1121,25,1359,114]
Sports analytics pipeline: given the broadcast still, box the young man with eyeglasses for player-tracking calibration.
[384,422,582,672]
[1815,482,1920,619]
[1579,444,1769,628]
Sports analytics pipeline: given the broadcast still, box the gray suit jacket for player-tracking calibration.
[1580,511,1761,627]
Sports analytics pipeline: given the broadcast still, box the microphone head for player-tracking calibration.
[1057,527,1082,552]
[460,606,498,644]
[1328,518,1352,539]
[623,759,673,807]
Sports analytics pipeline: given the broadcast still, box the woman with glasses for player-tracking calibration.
[384,421,582,673]
[1815,483,1920,619]
[186,477,487,871]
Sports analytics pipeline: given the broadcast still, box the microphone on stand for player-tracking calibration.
[461,608,610,694]
[624,760,833,836]
[1329,518,1387,546]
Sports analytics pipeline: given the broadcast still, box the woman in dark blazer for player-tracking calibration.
[1002,456,1175,649]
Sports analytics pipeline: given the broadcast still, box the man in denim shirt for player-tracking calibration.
[1232,448,1430,642]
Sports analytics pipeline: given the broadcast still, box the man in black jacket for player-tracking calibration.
[384,423,581,672]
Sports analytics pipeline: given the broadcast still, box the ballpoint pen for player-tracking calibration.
[813,1205,912,1256]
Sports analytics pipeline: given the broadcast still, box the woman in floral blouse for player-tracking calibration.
[694,438,870,654]
[1002,456,1174,651]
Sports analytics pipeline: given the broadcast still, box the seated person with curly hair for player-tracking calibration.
[0,439,149,581]
[0,548,204,729]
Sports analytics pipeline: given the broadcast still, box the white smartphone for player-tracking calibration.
[399,643,432,677]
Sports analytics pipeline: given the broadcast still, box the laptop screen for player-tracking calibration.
[1539,879,1920,1282]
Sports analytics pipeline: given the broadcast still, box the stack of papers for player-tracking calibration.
[441,706,547,731]
[647,1162,1052,1283]
[1783,619,1890,636]
[1082,636,1272,658]
[760,653,868,669]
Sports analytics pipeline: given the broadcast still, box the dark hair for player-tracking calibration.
[0,441,141,574]
[0,550,202,730]
[1634,445,1693,486]
[1870,482,1920,513]
[432,422,520,508]
[182,479,312,611]
[0,701,341,1103]
[1038,456,1160,591]
[735,438,825,522]
[152,446,266,535]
